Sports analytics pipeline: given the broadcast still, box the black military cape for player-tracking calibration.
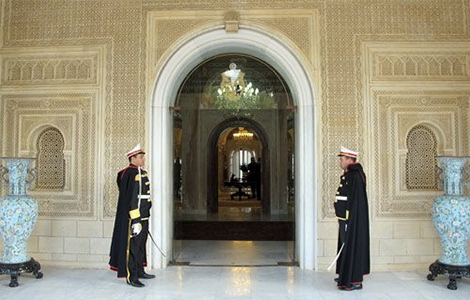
[109,165,147,278]
[336,163,370,286]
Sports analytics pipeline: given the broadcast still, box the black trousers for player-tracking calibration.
[250,179,261,199]
[127,220,148,282]
[339,220,348,244]
[337,220,348,285]
[250,182,257,198]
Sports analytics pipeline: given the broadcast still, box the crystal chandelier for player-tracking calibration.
[233,127,253,141]
[207,62,276,111]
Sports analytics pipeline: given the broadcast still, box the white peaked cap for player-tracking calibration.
[126,143,145,158]
[338,146,359,158]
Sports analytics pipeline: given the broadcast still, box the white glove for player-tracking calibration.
[131,222,142,237]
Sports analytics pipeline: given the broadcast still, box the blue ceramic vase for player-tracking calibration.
[0,157,42,287]
[433,156,470,266]
[427,156,470,290]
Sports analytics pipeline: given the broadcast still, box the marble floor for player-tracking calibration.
[173,241,294,266]
[174,191,294,222]
[1,265,469,300]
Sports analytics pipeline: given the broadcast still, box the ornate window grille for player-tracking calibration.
[36,127,66,190]
[405,125,438,190]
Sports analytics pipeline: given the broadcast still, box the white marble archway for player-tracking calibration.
[148,25,318,270]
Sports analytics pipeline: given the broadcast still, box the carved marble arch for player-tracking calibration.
[36,127,66,190]
[405,124,440,190]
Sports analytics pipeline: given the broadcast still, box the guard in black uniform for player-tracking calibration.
[109,143,155,287]
[333,146,370,291]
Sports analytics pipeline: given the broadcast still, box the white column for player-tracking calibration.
[150,105,173,268]
[295,103,317,270]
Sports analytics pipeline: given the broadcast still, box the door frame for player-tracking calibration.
[148,24,320,270]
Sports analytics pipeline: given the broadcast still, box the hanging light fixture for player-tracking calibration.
[233,127,253,141]
[211,62,277,111]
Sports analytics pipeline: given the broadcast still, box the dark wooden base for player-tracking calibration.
[0,257,43,287]
[427,260,470,290]
[175,221,294,241]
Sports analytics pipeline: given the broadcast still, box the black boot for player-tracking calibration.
[138,272,156,279]
[338,283,363,291]
[127,279,145,287]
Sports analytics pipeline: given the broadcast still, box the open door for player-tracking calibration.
[171,109,186,264]
[271,106,296,266]
[286,108,296,264]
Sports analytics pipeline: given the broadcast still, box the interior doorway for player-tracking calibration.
[214,125,263,214]
[207,117,270,215]
[171,54,296,266]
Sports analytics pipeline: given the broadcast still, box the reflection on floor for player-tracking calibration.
[218,200,261,208]
[218,190,261,208]
[2,266,469,300]
[173,240,294,266]
[174,191,294,241]
[176,207,293,222]
[174,191,294,222]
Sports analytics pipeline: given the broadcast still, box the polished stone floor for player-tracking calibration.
[174,191,294,222]
[1,265,469,299]
[173,241,293,266]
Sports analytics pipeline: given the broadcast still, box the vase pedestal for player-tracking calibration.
[0,258,43,287]
[427,260,470,290]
